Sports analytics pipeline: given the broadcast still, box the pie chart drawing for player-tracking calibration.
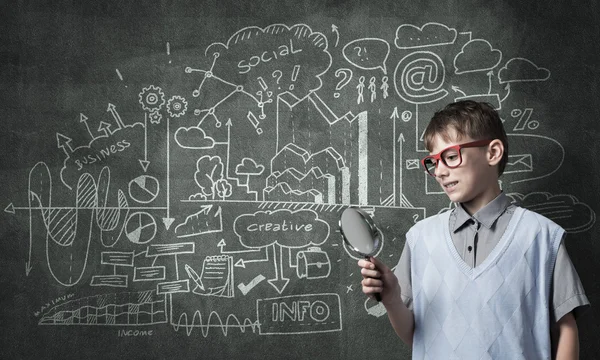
[128,175,160,204]
[125,211,157,244]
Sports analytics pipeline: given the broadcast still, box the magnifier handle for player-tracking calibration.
[365,256,382,302]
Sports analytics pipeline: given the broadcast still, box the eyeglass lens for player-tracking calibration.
[424,147,462,175]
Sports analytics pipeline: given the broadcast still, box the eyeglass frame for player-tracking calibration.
[420,139,493,177]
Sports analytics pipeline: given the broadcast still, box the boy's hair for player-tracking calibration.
[423,100,509,176]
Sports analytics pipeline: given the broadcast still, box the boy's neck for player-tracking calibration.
[460,185,502,216]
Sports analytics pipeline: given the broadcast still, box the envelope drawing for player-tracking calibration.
[505,154,533,173]
[406,159,420,170]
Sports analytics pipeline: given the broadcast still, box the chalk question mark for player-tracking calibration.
[272,70,283,89]
[334,68,353,98]
[354,46,367,59]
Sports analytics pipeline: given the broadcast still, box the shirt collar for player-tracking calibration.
[451,192,512,232]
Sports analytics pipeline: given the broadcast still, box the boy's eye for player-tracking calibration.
[442,151,460,164]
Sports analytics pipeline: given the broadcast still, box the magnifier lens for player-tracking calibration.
[340,207,382,302]
[341,208,376,255]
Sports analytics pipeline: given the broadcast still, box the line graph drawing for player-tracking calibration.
[38,290,167,326]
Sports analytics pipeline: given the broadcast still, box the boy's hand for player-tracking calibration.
[358,257,415,345]
[358,256,402,305]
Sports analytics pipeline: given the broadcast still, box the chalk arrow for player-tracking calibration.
[139,160,150,172]
[162,218,175,230]
[331,24,340,47]
[451,85,466,97]
[162,115,174,230]
[139,112,150,172]
[199,205,212,215]
[79,113,96,140]
[235,258,246,268]
[267,244,289,294]
[234,248,269,267]
[397,133,405,202]
[397,133,406,145]
[390,106,400,121]
[487,70,494,94]
[217,239,259,255]
[195,204,222,218]
[500,83,511,103]
[4,203,15,214]
[107,103,125,130]
[225,119,233,178]
[268,277,289,294]
[97,121,113,137]
[391,108,400,205]
[56,133,74,156]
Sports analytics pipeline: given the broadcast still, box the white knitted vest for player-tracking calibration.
[408,207,562,360]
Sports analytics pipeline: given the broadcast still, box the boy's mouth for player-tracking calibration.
[444,181,458,189]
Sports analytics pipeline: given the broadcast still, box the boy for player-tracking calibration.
[358,100,589,359]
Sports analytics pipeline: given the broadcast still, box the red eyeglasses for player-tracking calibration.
[420,139,492,177]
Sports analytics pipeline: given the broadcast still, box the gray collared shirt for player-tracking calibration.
[394,192,590,322]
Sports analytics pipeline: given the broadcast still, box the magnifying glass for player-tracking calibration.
[339,206,382,302]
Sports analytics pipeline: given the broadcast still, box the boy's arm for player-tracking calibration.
[359,256,415,345]
[383,286,415,346]
[551,312,579,360]
[550,239,589,359]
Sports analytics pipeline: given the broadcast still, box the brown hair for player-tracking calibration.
[423,100,509,175]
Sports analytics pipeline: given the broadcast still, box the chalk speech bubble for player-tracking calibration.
[507,192,596,233]
[342,38,390,74]
[202,24,332,98]
[454,39,502,74]
[234,209,329,249]
[59,122,144,190]
[498,57,550,83]
[394,22,457,49]
[174,126,215,149]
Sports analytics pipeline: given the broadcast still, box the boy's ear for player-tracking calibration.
[487,139,504,166]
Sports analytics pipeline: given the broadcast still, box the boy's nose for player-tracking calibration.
[434,162,450,177]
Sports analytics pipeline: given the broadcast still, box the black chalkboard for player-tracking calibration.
[1,0,598,359]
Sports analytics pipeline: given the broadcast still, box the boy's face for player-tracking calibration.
[428,130,500,214]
